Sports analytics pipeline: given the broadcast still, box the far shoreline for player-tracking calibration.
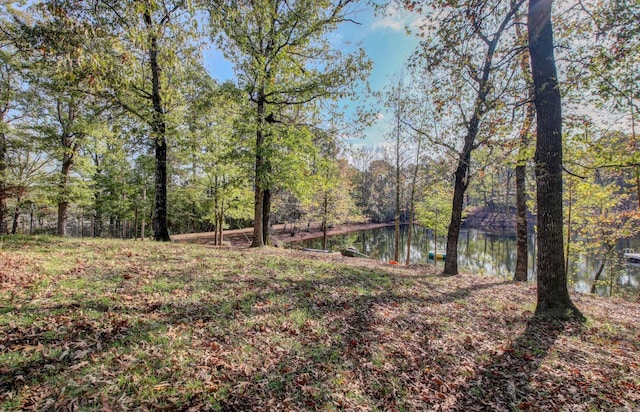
[172,221,397,247]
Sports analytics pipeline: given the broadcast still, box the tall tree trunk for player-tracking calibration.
[251,96,266,247]
[219,198,224,245]
[93,164,103,238]
[394,149,400,262]
[513,8,536,282]
[0,130,7,235]
[11,195,21,235]
[214,176,220,245]
[514,27,534,281]
[145,12,170,242]
[514,159,529,281]
[433,229,438,267]
[528,0,583,320]
[0,84,10,235]
[262,188,271,245]
[394,101,401,262]
[153,134,169,241]
[29,205,34,235]
[443,148,471,275]
[57,153,73,236]
[322,191,329,250]
[406,140,421,266]
[140,188,146,241]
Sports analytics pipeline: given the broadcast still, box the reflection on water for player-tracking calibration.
[293,225,640,299]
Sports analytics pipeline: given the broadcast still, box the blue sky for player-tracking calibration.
[202,3,421,147]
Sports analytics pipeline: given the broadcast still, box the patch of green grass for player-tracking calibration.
[140,277,183,294]
[0,305,16,315]
[288,308,310,329]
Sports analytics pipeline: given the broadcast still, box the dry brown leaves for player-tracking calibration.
[1,238,639,411]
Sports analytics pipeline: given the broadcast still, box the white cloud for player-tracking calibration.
[369,5,429,33]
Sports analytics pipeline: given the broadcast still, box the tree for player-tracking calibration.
[384,70,412,262]
[514,18,534,282]
[0,2,34,234]
[0,46,19,234]
[6,128,50,234]
[579,0,640,208]
[416,176,452,265]
[563,122,640,295]
[172,77,254,242]
[528,0,583,319]
[209,0,370,247]
[405,0,526,275]
[17,3,103,236]
[405,138,422,265]
[55,0,200,241]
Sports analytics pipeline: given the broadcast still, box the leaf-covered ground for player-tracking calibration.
[1,236,638,411]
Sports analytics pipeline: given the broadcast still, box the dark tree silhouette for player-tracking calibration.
[528,0,583,319]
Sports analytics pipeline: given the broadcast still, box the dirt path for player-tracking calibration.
[171,221,396,247]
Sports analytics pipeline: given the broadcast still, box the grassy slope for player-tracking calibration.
[0,236,638,411]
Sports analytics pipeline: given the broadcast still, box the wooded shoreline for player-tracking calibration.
[172,221,397,247]
[172,204,529,247]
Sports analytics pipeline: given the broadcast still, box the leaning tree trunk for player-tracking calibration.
[443,147,471,275]
[590,244,614,294]
[528,0,583,320]
[145,12,170,241]
[442,20,509,275]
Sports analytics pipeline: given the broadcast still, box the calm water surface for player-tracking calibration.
[293,225,640,298]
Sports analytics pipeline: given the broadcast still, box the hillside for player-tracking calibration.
[1,237,638,411]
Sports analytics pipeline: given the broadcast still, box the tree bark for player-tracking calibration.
[406,141,421,266]
[322,191,329,250]
[251,96,266,247]
[57,152,73,236]
[0,77,9,235]
[514,16,534,282]
[219,198,224,245]
[514,159,529,281]
[0,132,7,235]
[514,49,534,281]
[394,149,400,263]
[140,188,146,241]
[528,0,583,320]
[145,12,170,241]
[11,195,21,235]
[262,188,271,245]
[443,148,471,275]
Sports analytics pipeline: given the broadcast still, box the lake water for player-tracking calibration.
[292,225,640,299]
